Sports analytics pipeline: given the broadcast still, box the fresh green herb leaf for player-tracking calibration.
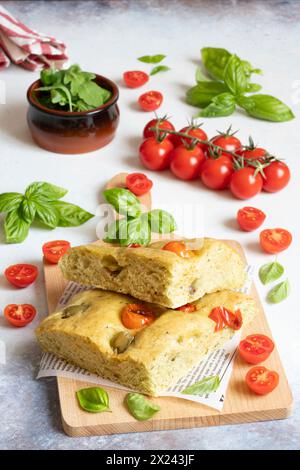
[241,60,263,77]
[78,81,111,107]
[195,66,210,83]
[223,55,249,95]
[181,375,220,396]
[138,54,166,64]
[238,94,294,122]
[103,188,141,218]
[36,84,73,111]
[150,65,170,76]
[35,201,59,229]
[267,280,290,304]
[4,208,30,244]
[0,193,23,213]
[201,47,232,81]
[246,83,262,93]
[259,261,284,285]
[198,92,236,117]
[119,217,151,246]
[20,198,36,224]
[104,218,128,243]
[40,67,59,86]
[186,81,229,108]
[25,182,68,201]
[146,209,177,234]
[49,201,94,227]
[76,387,110,413]
[125,393,160,421]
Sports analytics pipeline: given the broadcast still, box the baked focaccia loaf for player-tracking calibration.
[36,289,257,396]
[59,238,246,308]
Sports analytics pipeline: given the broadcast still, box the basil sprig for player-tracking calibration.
[186,47,294,122]
[181,375,220,396]
[0,182,94,244]
[137,54,170,76]
[125,393,160,421]
[150,65,170,76]
[76,387,110,413]
[267,280,290,304]
[259,261,284,285]
[103,188,176,246]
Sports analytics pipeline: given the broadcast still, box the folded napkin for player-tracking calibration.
[0,5,68,71]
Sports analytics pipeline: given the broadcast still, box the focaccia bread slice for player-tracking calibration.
[59,238,246,308]
[36,288,257,396]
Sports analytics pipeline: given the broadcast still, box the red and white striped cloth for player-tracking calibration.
[0,5,68,71]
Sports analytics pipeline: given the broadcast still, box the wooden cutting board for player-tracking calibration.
[43,173,293,437]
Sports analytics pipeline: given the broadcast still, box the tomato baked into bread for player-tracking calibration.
[59,238,246,309]
[36,289,257,396]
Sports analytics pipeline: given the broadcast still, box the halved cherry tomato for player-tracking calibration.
[121,304,155,329]
[172,126,208,151]
[259,228,292,254]
[163,241,193,258]
[127,244,141,248]
[200,155,234,190]
[237,207,266,232]
[230,167,263,200]
[262,161,290,193]
[176,303,197,312]
[126,173,153,196]
[123,71,149,88]
[42,240,71,264]
[4,304,37,327]
[138,91,163,112]
[239,334,274,365]
[209,306,243,332]
[170,145,205,180]
[4,264,38,288]
[211,132,241,158]
[139,136,174,171]
[246,366,279,395]
[143,117,175,141]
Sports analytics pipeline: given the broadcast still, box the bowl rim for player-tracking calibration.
[27,73,119,117]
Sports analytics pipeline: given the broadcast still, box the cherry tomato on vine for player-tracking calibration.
[239,334,274,365]
[259,228,292,254]
[246,366,279,395]
[211,130,241,158]
[238,147,267,161]
[138,91,163,111]
[123,71,149,88]
[143,117,175,141]
[230,167,263,199]
[4,304,37,327]
[200,155,234,190]
[163,241,193,258]
[126,173,153,196]
[121,304,155,329]
[4,264,38,288]
[172,126,208,151]
[170,145,205,180]
[139,137,174,170]
[262,161,290,193]
[237,207,266,231]
[42,240,71,264]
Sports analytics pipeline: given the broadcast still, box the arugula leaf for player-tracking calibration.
[146,209,177,234]
[4,208,30,244]
[267,280,290,303]
[0,193,23,213]
[25,182,68,200]
[138,54,166,64]
[41,67,62,86]
[36,84,73,111]
[103,188,141,218]
[182,375,220,396]
[198,92,236,117]
[76,387,110,413]
[223,55,249,95]
[150,65,170,76]
[35,201,59,229]
[238,94,294,122]
[201,47,231,80]
[186,81,229,108]
[49,201,94,227]
[20,198,36,224]
[125,393,160,421]
[78,81,111,107]
[259,261,284,285]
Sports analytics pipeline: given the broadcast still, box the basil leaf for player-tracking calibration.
[147,209,177,234]
[35,200,59,229]
[150,65,170,76]
[223,55,248,95]
[138,54,166,64]
[195,66,210,83]
[267,280,290,304]
[0,193,23,213]
[198,92,236,118]
[49,201,94,227]
[246,83,262,93]
[186,81,229,108]
[4,208,30,244]
[238,94,294,122]
[76,387,110,413]
[259,261,284,285]
[104,218,128,243]
[20,198,36,224]
[182,375,220,396]
[241,60,263,77]
[119,217,151,246]
[25,182,68,201]
[125,393,160,421]
[201,47,231,80]
[103,188,141,218]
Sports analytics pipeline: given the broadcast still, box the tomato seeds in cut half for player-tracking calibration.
[42,240,71,264]
[126,173,153,196]
[237,206,266,232]
[4,263,38,288]
[4,304,37,327]
[246,366,279,395]
[259,228,292,254]
[123,71,149,88]
[239,334,275,364]
[138,91,163,112]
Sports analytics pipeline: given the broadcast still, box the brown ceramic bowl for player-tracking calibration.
[27,75,120,154]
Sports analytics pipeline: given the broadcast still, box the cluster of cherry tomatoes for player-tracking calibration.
[139,117,291,200]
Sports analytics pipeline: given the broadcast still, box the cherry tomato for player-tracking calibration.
[260,228,292,254]
[139,137,174,171]
[123,70,149,88]
[172,126,208,151]
[4,304,37,327]
[262,161,290,193]
[121,304,155,329]
[230,167,263,199]
[237,207,266,232]
[238,147,267,161]
[200,155,234,190]
[211,132,241,158]
[143,117,175,141]
[138,91,163,112]
[126,173,153,196]
[209,306,243,332]
[163,241,193,258]
[170,145,205,180]
[4,264,38,288]
[239,334,275,365]
[176,303,197,312]
[42,240,71,264]
[246,366,279,395]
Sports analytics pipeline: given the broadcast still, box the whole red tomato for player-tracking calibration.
[172,125,208,151]
[211,130,241,158]
[200,155,234,190]
[143,117,175,140]
[139,137,174,171]
[262,161,290,193]
[170,145,205,180]
[230,167,263,199]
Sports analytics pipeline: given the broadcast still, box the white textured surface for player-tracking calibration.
[0,0,299,450]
